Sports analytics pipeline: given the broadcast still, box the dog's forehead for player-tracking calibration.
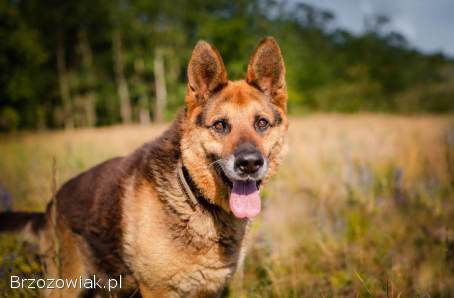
[220,81,263,104]
[205,81,271,118]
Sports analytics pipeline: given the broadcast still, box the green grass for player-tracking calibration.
[1,115,453,297]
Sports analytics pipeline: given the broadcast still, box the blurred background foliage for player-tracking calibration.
[1,1,454,297]
[1,0,453,131]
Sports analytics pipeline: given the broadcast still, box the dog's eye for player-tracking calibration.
[255,118,270,132]
[212,120,229,134]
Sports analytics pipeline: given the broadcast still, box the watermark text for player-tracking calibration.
[10,275,122,292]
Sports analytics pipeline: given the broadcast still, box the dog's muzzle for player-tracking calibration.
[220,143,268,182]
[234,143,264,176]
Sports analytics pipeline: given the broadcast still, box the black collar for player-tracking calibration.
[177,160,226,213]
[177,161,198,209]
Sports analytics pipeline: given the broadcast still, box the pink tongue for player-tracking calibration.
[229,180,261,219]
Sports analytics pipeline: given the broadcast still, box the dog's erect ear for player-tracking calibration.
[186,41,228,109]
[247,37,287,110]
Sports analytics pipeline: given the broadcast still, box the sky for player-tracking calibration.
[299,0,454,56]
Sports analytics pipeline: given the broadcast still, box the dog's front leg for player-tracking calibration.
[139,283,178,298]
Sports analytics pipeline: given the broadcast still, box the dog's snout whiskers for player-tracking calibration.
[208,158,225,168]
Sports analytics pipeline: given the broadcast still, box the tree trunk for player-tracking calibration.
[153,47,167,123]
[133,57,150,125]
[78,29,97,127]
[83,95,96,127]
[139,95,151,125]
[112,30,132,124]
[56,31,73,129]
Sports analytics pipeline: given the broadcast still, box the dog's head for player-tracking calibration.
[180,37,288,219]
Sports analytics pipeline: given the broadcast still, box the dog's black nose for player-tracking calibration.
[234,143,264,175]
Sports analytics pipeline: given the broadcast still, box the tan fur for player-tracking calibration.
[122,172,248,297]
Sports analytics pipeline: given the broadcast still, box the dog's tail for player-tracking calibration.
[0,211,46,243]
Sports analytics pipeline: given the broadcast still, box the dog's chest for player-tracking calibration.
[122,188,246,296]
[157,246,239,297]
[161,215,244,295]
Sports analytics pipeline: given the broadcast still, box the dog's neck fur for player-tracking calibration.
[140,109,248,255]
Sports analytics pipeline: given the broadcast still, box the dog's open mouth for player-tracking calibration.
[217,166,262,189]
[215,166,262,219]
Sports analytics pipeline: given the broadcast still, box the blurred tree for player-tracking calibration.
[0,0,453,131]
[73,29,97,127]
[0,0,47,130]
[112,29,132,124]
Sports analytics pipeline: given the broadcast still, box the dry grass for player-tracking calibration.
[1,114,453,297]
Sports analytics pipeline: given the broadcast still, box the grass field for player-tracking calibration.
[1,114,453,297]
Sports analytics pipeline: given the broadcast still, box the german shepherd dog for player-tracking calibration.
[0,37,288,297]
